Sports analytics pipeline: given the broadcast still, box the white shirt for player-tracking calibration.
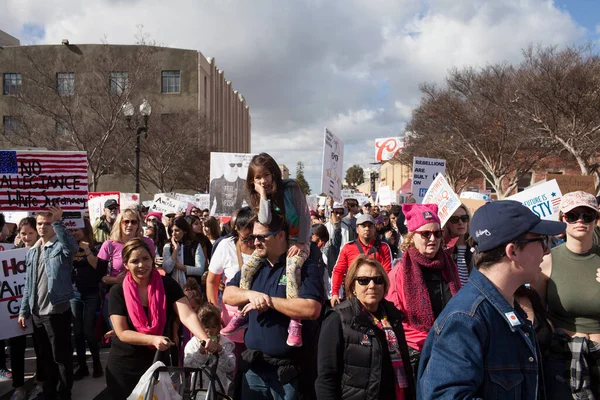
[208,237,251,284]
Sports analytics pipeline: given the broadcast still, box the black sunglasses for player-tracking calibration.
[515,235,549,252]
[448,215,469,224]
[333,210,344,215]
[415,230,443,239]
[564,211,597,224]
[355,276,385,286]
[249,231,280,243]
[229,163,242,168]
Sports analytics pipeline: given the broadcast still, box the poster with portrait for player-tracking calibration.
[209,153,253,216]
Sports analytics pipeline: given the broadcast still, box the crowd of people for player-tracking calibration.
[0,152,598,399]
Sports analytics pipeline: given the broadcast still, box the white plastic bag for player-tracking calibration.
[127,361,183,400]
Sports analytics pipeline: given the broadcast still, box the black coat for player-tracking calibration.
[315,297,415,400]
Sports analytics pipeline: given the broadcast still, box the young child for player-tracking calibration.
[184,303,236,395]
[176,279,204,364]
[221,153,311,347]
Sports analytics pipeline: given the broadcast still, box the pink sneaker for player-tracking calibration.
[286,319,303,347]
[221,312,248,336]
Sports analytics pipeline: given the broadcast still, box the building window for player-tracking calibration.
[110,72,129,95]
[204,75,207,99]
[57,72,75,95]
[161,70,180,93]
[3,73,22,95]
[3,116,19,135]
[517,172,533,192]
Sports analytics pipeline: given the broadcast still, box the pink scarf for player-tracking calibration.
[123,269,167,338]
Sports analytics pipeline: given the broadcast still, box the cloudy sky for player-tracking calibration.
[1,0,598,191]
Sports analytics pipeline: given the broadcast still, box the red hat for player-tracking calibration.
[402,204,441,232]
[145,211,163,222]
[310,210,319,218]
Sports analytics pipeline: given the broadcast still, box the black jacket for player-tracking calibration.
[315,297,415,400]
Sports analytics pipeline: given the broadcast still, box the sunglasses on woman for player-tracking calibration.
[448,215,469,224]
[564,211,597,224]
[122,219,139,226]
[415,230,443,239]
[355,276,386,286]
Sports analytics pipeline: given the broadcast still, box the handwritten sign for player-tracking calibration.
[460,191,489,201]
[411,157,446,204]
[320,128,344,202]
[194,194,210,211]
[3,212,31,224]
[0,243,15,251]
[507,179,563,221]
[375,137,404,162]
[0,150,88,212]
[547,174,596,196]
[0,248,32,340]
[150,194,185,215]
[423,174,461,226]
[119,193,140,211]
[88,192,120,224]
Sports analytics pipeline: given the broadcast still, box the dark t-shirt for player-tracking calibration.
[107,276,184,375]
[210,176,245,215]
[72,246,102,294]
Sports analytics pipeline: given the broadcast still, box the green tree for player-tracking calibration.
[345,164,365,188]
[295,161,311,195]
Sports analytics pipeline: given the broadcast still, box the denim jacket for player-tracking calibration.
[20,221,78,318]
[417,268,543,400]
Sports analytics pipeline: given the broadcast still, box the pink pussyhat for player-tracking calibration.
[402,203,440,232]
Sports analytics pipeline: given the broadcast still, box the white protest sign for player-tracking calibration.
[376,186,393,206]
[151,194,186,215]
[175,193,196,204]
[88,192,120,224]
[506,179,562,221]
[194,194,210,210]
[3,212,30,224]
[412,157,446,203]
[209,153,253,216]
[341,189,355,200]
[306,195,319,212]
[0,243,15,251]
[460,191,489,201]
[0,248,33,340]
[120,193,140,211]
[320,128,344,202]
[423,174,462,227]
[62,211,84,229]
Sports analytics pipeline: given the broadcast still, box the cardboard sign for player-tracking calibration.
[3,212,31,224]
[0,248,33,340]
[461,198,487,217]
[376,186,393,206]
[547,174,596,196]
[507,179,563,221]
[194,194,210,211]
[411,157,446,204]
[375,137,404,162]
[0,243,15,251]
[119,193,140,211]
[320,128,344,202]
[150,194,186,215]
[88,192,120,224]
[423,174,462,226]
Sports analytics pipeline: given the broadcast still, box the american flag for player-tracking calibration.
[551,197,561,207]
[0,150,88,211]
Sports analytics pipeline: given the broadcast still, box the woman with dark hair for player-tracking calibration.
[143,218,167,258]
[68,219,104,380]
[221,153,311,348]
[316,255,414,399]
[163,217,206,288]
[203,216,221,244]
[184,214,212,264]
[106,238,219,399]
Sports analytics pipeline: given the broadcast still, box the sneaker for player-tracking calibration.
[9,390,26,400]
[0,368,12,380]
[221,312,248,336]
[73,366,89,381]
[27,385,43,400]
[286,319,303,347]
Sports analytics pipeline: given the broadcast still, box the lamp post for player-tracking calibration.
[123,99,152,193]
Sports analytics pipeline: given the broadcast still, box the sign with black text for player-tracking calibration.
[0,248,32,340]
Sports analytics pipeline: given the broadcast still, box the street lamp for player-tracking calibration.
[123,99,151,193]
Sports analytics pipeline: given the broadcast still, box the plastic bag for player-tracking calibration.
[127,361,183,400]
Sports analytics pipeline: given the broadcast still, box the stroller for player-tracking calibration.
[143,342,232,400]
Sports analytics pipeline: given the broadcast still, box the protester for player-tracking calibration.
[203,216,221,244]
[18,206,79,400]
[417,200,565,399]
[443,204,474,285]
[326,201,353,247]
[342,198,359,237]
[318,206,326,222]
[184,303,236,396]
[386,203,461,372]
[69,219,104,380]
[310,210,321,226]
[384,229,400,260]
[222,152,311,349]
[189,207,202,217]
[145,211,163,225]
[532,191,600,397]
[223,214,323,399]
[330,214,393,307]
[316,256,414,399]
[93,199,120,244]
[162,216,206,288]
[359,201,372,217]
[184,214,212,264]
[201,209,210,219]
[143,218,167,268]
[105,238,219,399]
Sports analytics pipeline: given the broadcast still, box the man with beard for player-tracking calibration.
[93,199,119,244]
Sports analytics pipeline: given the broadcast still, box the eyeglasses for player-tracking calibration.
[564,211,597,224]
[415,230,443,239]
[229,163,242,168]
[515,235,549,252]
[122,220,139,226]
[333,210,344,215]
[355,276,385,286]
[249,231,280,243]
[448,215,469,224]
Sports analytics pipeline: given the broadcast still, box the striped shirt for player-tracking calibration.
[456,245,469,286]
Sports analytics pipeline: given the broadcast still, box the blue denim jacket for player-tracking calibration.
[20,221,78,318]
[417,268,542,400]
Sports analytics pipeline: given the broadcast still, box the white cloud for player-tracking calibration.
[0,0,587,191]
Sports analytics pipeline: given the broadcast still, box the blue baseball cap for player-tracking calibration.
[470,200,566,252]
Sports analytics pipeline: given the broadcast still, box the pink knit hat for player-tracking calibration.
[145,211,163,223]
[402,203,441,232]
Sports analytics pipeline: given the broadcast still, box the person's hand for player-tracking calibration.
[116,271,127,283]
[245,291,273,314]
[330,295,341,308]
[330,210,341,224]
[155,256,163,265]
[48,206,63,223]
[80,241,90,252]
[287,242,303,257]
[171,236,180,251]
[200,338,221,354]
[255,182,267,199]
[152,336,173,351]
[17,316,27,330]
[201,271,209,286]
[597,268,600,284]
[327,196,333,209]
[219,279,226,292]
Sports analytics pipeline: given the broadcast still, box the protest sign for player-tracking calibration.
[0,248,33,340]
[507,179,562,221]
[0,243,15,251]
[209,153,253,216]
[120,193,140,211]
[306,195,319,212]
[547,174,596,196]
[460,191,489,201]
[376,186,393,206]
[150,194,186,215]
[175,193,196,204]
[375,137,404,162]
[411,157,446,203]
[194,194,210,210]
[423,174,462,226]
[462,199,487,216]
[88,192,120,224]
[320,128,344,202]
[3,212,31,224]
[341,189,355,200]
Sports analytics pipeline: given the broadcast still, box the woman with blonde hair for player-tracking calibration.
[443,204,474,285]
